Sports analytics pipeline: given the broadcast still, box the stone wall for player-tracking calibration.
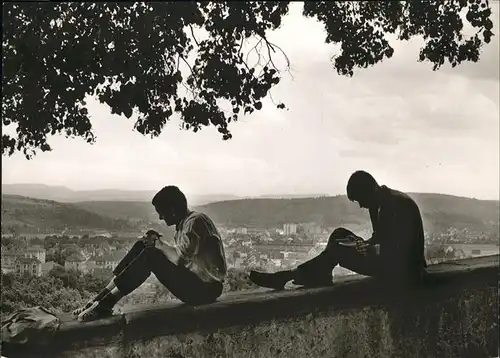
[2,255,498,358]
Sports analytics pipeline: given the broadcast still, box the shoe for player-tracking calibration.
[72,300,94,316]
[77,301,113,322]
[249,271,291,290]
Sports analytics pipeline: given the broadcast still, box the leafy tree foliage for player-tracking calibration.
[223,268,259,292]
[1,271,89,320]
[48,266,113,290]
[1,236,28,251]
[0,267,113,320]
[2,1,495,158]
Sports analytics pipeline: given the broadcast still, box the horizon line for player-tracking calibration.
[1,182,499,202]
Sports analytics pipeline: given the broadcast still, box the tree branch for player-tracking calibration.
[245,38,263,66]
[179,55,199,99]
[261,35,291,71]
[189,24,200,46]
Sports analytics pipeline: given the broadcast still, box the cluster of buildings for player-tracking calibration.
[64,251,128,273]
[3,221,497,279]
[222,222,358,278]
[429,243,499,260]
[2,246,53,276]
[221,222,499,276]
[1,243,130,277]
[222,222,330,238]
[425,227,499,245]
[282,222,324,235]
[225,241,355,278]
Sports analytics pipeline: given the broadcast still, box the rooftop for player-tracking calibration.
[15,257,42,264]
[65,254,86,263]
[27,245,45,251]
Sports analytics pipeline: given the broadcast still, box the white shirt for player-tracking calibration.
[173,211,227,283]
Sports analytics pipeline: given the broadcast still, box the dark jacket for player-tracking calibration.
[368,185,427,281]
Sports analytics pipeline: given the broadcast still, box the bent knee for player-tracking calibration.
[144,246,167,260]
[129,242,166,264]
[328,227,353,244]
[133,239,147,249]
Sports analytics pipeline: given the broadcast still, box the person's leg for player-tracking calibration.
[295,228,360,278]
[250,228,362,289]
[73,240,148,317]
[146,249,223,305]
[78,240,223,321]
[295,228,383,282]
[329,243,381,277]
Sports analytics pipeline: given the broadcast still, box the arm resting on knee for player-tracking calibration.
[156,240,181,264]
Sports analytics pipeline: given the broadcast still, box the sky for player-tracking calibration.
[2,3,499,200]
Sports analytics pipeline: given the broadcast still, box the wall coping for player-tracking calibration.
[3,254,499,356]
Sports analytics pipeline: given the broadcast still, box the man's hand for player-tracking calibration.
[142,229,162,247]
[355,241,376,256]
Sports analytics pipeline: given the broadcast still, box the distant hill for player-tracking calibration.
[1,183,241,206]
[2,192,498,239]
[74,201,157,222]
[1,183,327,205]
[407,193,499,234]
[257,194,328,199]
[1,195,136,233]
[73,193,499,238]
[197,193,499,236]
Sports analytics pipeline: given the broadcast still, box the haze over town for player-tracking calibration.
[2,3,499,200]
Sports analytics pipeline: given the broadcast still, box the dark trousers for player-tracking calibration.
[297,228,382,278]
[113,241,223,305]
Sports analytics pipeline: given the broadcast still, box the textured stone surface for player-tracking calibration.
[3,255,498,358]
[118,286,496,358]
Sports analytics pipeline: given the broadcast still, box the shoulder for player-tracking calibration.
[384,186,415,204]
[184,211,216,230]
[188,211,213,223]
[383,186,420,213]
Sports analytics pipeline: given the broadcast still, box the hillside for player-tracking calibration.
[73,193,499,237]
[74,201,157,222]
[1,183,327,205]
[197,193,499,236]
[2,193,498,238]
[408,193,499,234]
[1,195,136,233]
[1,183,241,205]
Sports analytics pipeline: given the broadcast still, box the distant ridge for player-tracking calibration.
[1,183,328,205]
[194,194,499,235]
[1,194,135,232]
[1,183,240,205]
[4,190,498,241]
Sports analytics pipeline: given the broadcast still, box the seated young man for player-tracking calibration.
[73,186,228,322]
[250,170,427,289]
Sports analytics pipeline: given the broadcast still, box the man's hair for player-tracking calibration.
[346,171,378,201]
[152,186,188,213]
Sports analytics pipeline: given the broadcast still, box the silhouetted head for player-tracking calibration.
[346,171,380,209]
[152,186,189,226]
